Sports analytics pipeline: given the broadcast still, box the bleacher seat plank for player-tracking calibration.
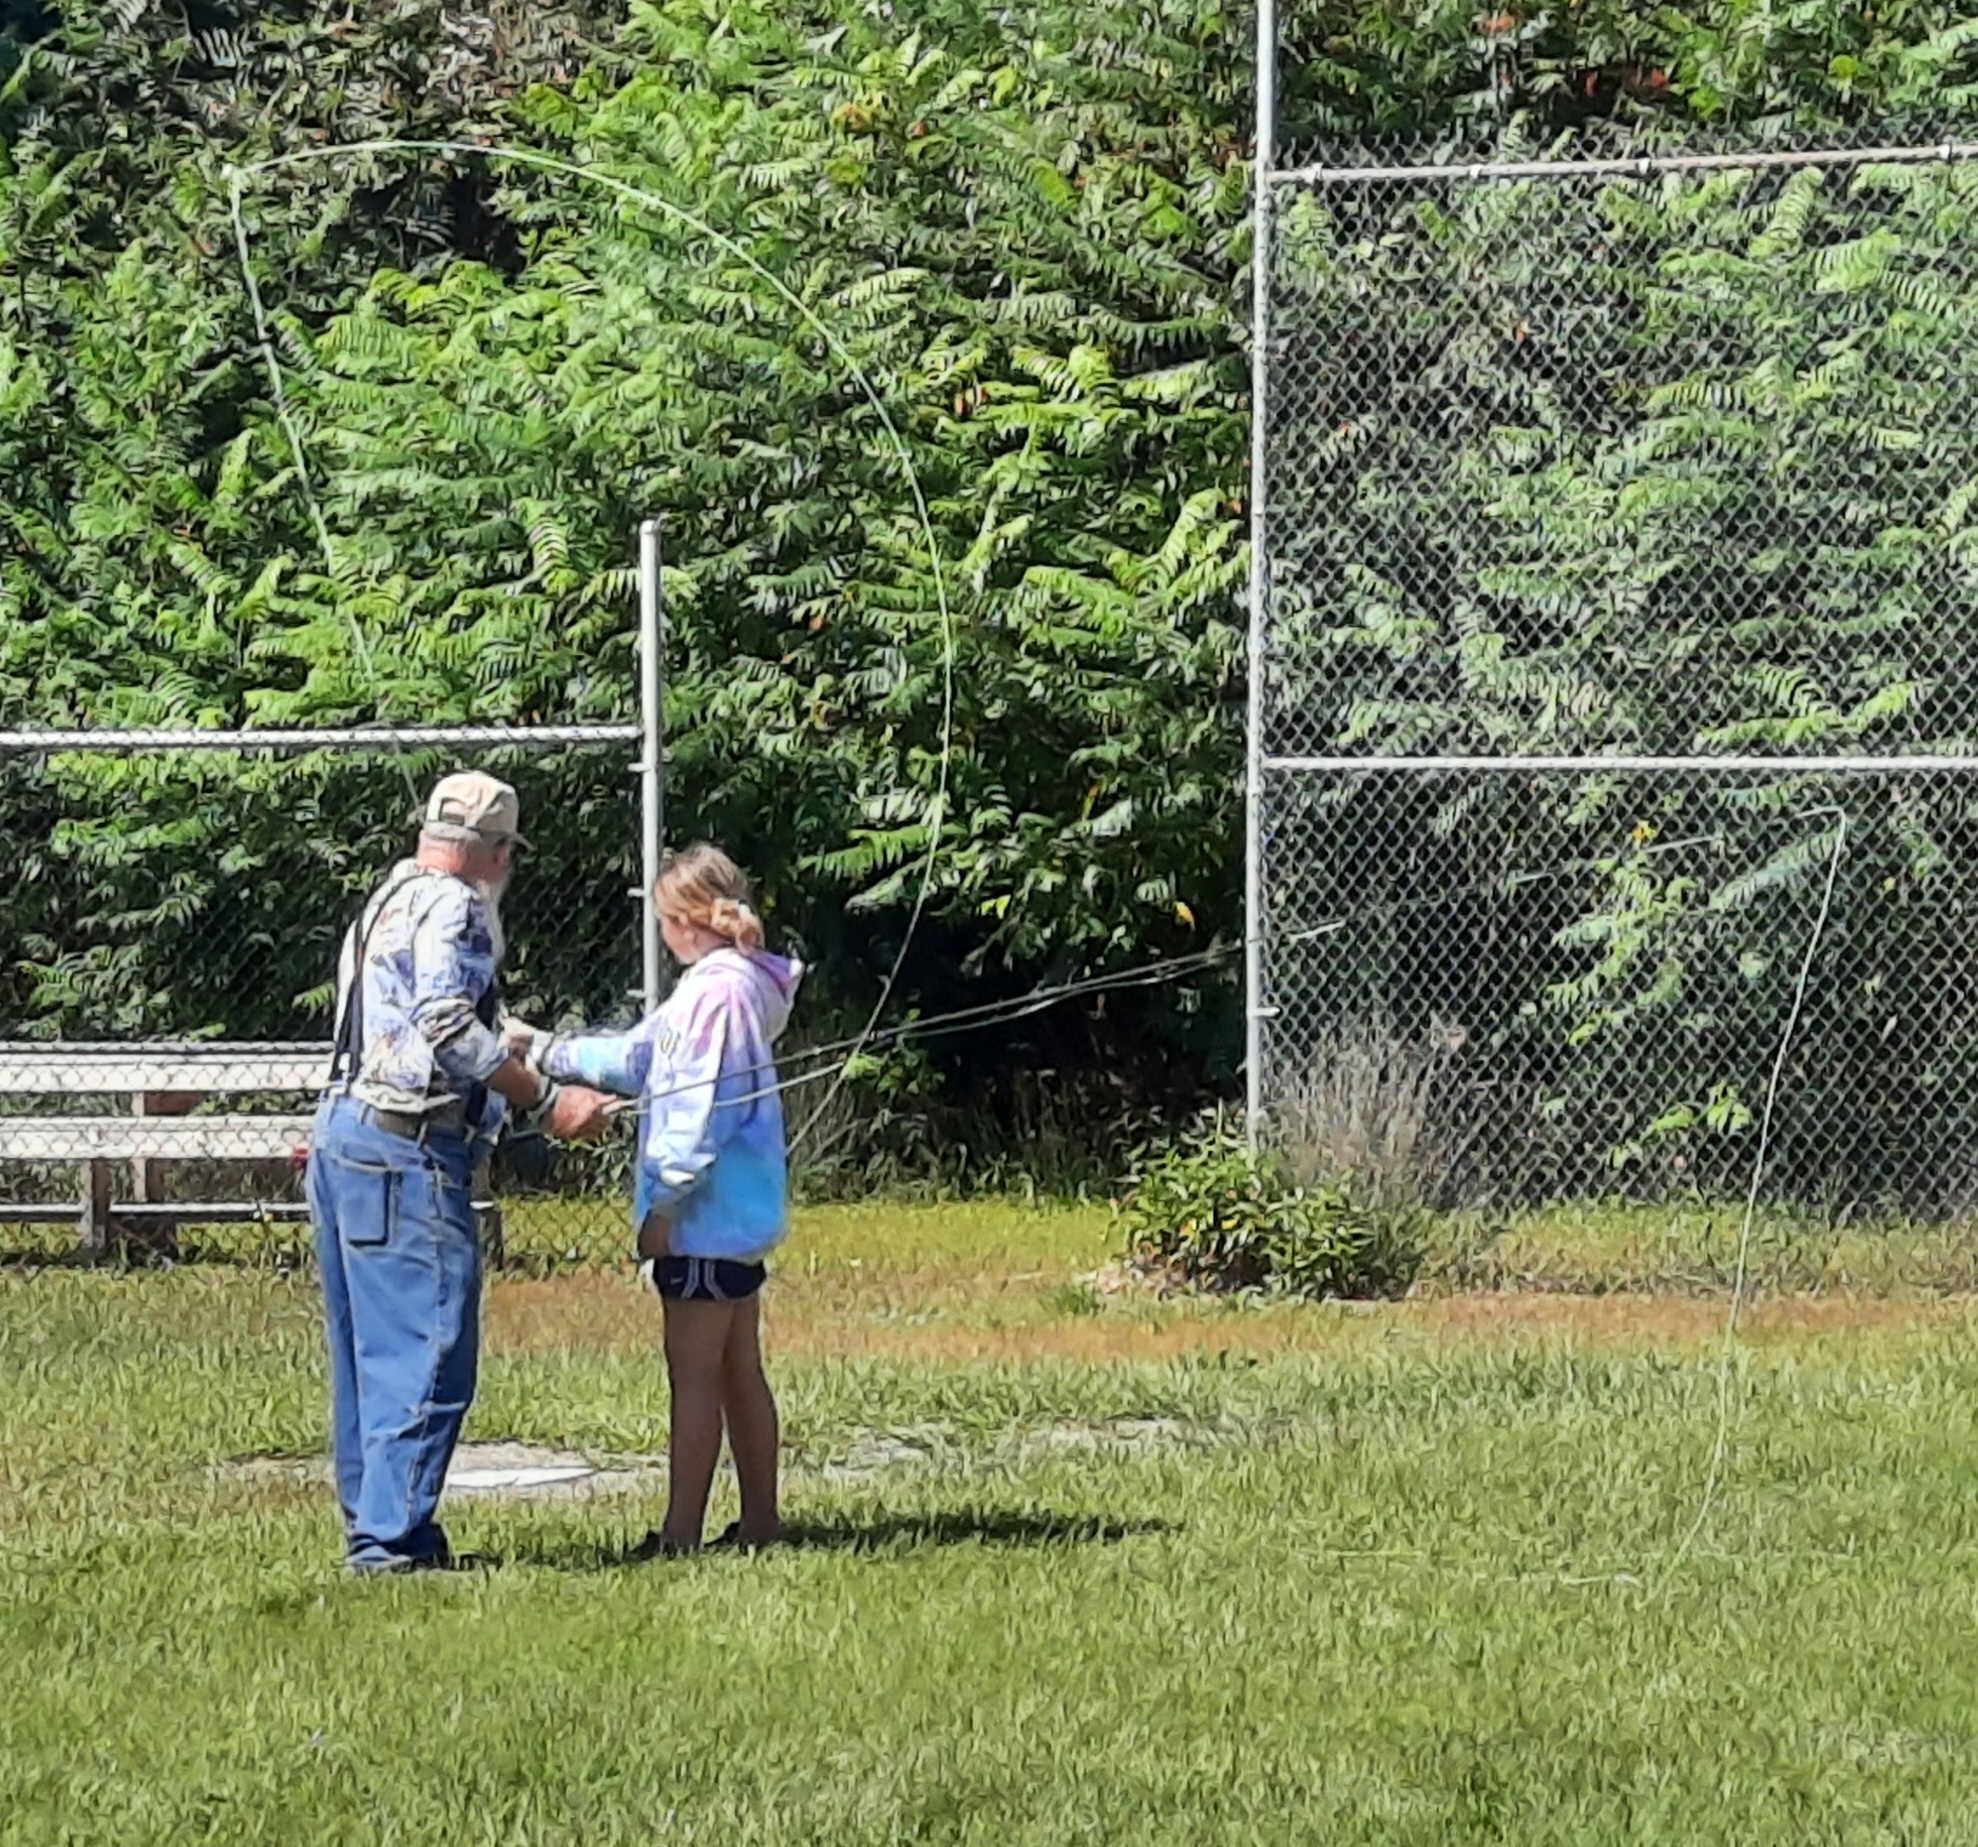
[0,1044,329,1094]
[0,1116,314,1160]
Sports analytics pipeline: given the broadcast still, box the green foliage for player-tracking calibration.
[277,0,1251,974]
[1280,0,1978,137]
[0,0,1251,1088]
[3,0,1976,1181]
[1119,1115,1424,1296]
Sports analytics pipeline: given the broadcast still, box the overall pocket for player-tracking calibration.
[414,1155,479,1245]
[330,1155,400,1248]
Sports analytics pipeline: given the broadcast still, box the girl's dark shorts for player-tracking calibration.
[650,1255,768,1302]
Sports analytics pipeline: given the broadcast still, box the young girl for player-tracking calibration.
[522,844,802,1552]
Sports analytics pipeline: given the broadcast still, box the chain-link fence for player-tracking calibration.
[1252,131,1978,1214]
[0,731,648,1266]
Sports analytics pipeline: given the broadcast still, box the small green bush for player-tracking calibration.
[1118,1118,1425,1300]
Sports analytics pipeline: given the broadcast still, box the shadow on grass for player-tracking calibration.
[516,1508,1172,1571]
[0,1250,101,1272]
[785,1509,1171,1552]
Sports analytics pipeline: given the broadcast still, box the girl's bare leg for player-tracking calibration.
[659,1297,735,1547]
[721,1295,782,1543]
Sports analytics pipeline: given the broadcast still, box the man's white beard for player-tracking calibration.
[476,872,510,969]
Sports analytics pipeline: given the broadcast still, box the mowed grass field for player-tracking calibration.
[7,1201,1978,1844]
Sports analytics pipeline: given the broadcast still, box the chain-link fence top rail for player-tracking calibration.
[0,737,641,1264]
[1256,131,1978,1215]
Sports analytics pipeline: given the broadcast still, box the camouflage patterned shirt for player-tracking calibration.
[332,861,508,1129]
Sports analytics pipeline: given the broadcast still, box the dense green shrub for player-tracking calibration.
[1119,1118,1425,1297]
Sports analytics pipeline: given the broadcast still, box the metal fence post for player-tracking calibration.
[638,517,666,1014]
[1244,0,1277,1144]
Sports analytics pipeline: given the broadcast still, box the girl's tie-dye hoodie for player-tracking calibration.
[542,947,803,1261]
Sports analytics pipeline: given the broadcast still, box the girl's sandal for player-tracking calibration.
[629,1529,699,1561]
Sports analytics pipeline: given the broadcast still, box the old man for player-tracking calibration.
[307,771,611,1572]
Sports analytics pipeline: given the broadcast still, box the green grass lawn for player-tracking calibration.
[7,1201,1978,1843]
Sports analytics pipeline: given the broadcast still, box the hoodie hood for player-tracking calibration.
[688,945,804,1042]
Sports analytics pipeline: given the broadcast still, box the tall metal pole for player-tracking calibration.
[1244,0,1277,1143]
[638,517,665,1013]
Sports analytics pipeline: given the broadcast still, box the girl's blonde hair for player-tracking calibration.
[654,842,764,951]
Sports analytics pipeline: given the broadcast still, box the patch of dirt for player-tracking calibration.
[1026,1416,1229,1456]
[213,1417,1260,1508]
[488,1274,656,1353]
[817,1431,940,1482]
[216,1441,666,1500]
[1088,1258,1189,1298]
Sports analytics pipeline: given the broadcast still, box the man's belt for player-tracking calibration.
[361,1099,473,1141]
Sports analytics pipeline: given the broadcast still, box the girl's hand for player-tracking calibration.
[545,1084,614,1142]
[500,1015,552,1063]
[636,1210,674,1263]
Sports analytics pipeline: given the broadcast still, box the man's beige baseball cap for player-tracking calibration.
[422,771,528,848]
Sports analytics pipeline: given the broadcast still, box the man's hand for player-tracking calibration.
[544,1083,614,1142]
[489,1055,611,1141]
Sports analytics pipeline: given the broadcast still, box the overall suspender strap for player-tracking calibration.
[327,909,382,1088]
[328,927,362,1088]
[326,865,450,1090]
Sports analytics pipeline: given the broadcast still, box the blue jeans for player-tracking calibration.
[307,1092,482,1571]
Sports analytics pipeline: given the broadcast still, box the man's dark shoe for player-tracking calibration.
[346,1546,496,1576]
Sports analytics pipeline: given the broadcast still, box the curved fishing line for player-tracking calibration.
[699,823,1733,1097]
[672,827,1734,1121]
[225,178,346,609]
[227,173,416,810]
[589,940,1241,1124]
[576,820,1745,1121]
[224,138,957,1133]
[1653,806,1849,1586]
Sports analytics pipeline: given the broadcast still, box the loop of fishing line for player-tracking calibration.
[576,814,1844,1155]
[1656,806,1849,1587]
[227,151,1861,1596]
[225,138,957,1138]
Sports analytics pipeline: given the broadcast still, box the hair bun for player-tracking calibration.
[709,895,766,951]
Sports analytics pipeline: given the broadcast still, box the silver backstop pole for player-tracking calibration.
[638,517,666,1013]
[1244,0,1278,1143]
